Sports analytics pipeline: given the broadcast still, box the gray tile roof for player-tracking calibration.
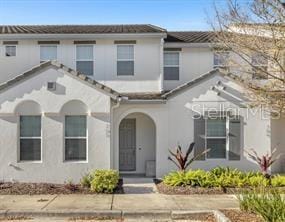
[0,24,166,34]
[0,61,121,99]
[166,31,216,43]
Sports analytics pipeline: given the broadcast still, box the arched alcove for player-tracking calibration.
[118,112,156,177]
[14,100,42,115]
[60,100,88,115]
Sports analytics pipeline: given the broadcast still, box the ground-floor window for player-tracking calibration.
[19,116,41,161]
[202,114,241,160]
[64,115,87,161]
[206,116,227,159]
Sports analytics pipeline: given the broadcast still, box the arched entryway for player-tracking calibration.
[118,112,156,177]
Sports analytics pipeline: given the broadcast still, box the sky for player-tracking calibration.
[0,0,252,31]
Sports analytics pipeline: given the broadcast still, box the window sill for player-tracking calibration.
[63,160,88,164]
[17,161,42,164]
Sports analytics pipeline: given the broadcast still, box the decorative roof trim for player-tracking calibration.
[162,69,225,98]
[0,61,121,100]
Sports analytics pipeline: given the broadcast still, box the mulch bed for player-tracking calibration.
[0,179,123,195]
[154,179,285,195]
[221,209,263,222]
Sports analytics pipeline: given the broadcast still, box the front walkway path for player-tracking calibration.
[122,177,157,194]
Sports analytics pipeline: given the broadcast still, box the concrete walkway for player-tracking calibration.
[122,177,157,194]
[0,194,239,212]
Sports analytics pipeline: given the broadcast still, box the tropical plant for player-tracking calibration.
[246,148,281,178]
[238,188,285,222]
[168,142,210,171]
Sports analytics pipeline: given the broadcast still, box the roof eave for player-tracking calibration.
[0,33,167,40]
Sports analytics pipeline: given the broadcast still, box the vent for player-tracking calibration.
[47,82,56,91]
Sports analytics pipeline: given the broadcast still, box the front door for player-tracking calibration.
[119,119,136,171]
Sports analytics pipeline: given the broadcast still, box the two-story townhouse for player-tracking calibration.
[0,24,284,183]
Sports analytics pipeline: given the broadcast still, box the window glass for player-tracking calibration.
[40,45,57,61]
[206,139,227,159]
[117,45,134,75]
[206,117,227,159]
[76,61,93,76]
[164,52,179,66]
[76,45,93,60]
[206,118,226,137]
[65,116,87,161]
[76,45,94,75]
[164,52,179,80]
[252,53,268,79]
[5,46,16,57]
[214,51,229,67]
[20,116,41,161]
[117,45,134,60]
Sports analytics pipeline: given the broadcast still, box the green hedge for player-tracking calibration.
[80,169,119,193]
[163,167,285,188]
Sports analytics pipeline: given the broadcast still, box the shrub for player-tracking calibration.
[238,189,285,222]
[271,175,285,187]
[163,167,285,189]
[90,169,119,193]
[80,173,93,188]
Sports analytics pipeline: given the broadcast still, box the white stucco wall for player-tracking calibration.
[271,118,285,173]
[0,38,162,93]
[0,66,112,183]
[113,74,273,178]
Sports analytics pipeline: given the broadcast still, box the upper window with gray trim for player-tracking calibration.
[164,51,179,80]
[5,45,16,57]
[40,45,57,62]
[117,45,134,76]
[251,52,268,79]
[213,51,229,68]
[76,45,94,76]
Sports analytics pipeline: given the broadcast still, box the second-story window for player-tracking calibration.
[40,45,57,62]
[117,45,134,76]
[164,51,179,80]
[5,45,16,57]
[251,52,268,80]
[76,45,94,76]
[213,51,229,68]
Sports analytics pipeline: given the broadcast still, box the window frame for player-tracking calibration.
[18,115,42,163]
[76,44,94,76]
[39,45,58,63]
[204,115,230,160]
[213,51,230,69]
[116,44,135,76]
[64,115,88,163]
[5,45,17,57]
[163,50,180,81]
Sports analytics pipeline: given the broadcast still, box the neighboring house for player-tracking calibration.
[0,25,284,183]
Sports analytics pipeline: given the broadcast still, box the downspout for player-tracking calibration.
[159,37,164,92]
[110,96,125,170]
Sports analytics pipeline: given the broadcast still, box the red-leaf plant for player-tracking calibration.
[246,148,282,178]
[168,142,210,171]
